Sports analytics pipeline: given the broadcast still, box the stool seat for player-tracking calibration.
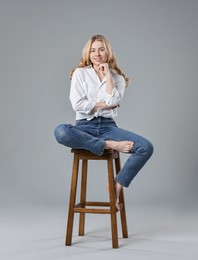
[65,149,128,249]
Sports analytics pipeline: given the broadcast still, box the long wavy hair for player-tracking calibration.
[70,34,129,87]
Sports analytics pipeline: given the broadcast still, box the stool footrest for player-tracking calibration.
[86,201,110,207]
[74,207,111,214]
[73,201,123,214]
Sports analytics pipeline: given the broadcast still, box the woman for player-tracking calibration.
[54,34,153,210]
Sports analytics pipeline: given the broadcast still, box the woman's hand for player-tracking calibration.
[93,102,118,112]
[99,63,110,76]
[99,63,114,95]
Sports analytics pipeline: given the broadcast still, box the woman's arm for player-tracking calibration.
[99,63,114,95]
[93,101,118,112]
[98,63,126,107]
[69,69,95,114]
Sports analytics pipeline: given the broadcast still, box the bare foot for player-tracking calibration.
[105,140,134,153]
[115,182,122,211]
[106,181,123,211]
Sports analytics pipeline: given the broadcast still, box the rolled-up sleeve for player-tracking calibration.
[104,75,126,106]
[69,69,95,114]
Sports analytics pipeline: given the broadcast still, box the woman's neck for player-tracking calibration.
[93,64,100,73]
[93,66,104,81]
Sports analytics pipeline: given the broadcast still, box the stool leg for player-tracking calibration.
[119,189,128,238]
[65,153,79,246]
[79,159,88,236]
[107,156,119,249]
[115,156,128,238]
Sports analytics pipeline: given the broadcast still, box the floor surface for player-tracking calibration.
[1,203,198,260]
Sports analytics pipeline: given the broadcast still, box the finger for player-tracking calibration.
[99,64,105,71]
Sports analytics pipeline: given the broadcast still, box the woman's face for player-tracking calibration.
[89,40,108,66]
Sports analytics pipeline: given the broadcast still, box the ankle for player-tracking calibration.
[115,181,122,193]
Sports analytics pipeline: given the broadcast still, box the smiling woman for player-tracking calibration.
[74,34,129,86]
[54,34,153,210]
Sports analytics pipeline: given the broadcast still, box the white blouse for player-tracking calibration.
[69,65,126,120]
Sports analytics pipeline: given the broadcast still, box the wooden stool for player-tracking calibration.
[65,149,128,249]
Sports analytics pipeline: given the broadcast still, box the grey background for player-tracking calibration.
[0,0,198,210]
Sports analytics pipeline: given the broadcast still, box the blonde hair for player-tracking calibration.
[70,34,129,87]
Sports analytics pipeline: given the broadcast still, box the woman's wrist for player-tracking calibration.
[93,102,107,112]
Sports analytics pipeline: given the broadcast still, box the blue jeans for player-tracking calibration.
[54,117,153,187]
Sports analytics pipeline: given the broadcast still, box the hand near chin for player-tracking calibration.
[99,63,110,75]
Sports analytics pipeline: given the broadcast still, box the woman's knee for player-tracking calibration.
[136,139,154,158]
[145,140,154,158]
[54,124,69,144]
